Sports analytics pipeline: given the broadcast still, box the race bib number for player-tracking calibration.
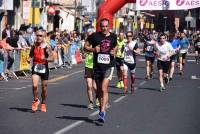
[146,46,153,51]
[180,49,187,54]
[124,55,134,63]
[34,64,46,73]
[97,54,110,64]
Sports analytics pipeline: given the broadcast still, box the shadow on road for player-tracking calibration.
[138,87,160,92]
[108,84,117,89]
[56,116,103,126]
[108,91,124,96]
[61,104,87,109]
[9,107,32,113]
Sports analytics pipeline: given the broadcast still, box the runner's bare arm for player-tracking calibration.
[84,41,96,53]
[110,45,118,56]
[133,48,141,55]
[46,46,55,62]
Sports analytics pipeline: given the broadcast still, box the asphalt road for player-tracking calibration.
[0,56,200,134]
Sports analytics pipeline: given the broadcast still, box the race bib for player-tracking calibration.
[124,55,134,63]
[97,54,110,64]
[180,49,187,54]
[146,46,153,51]
[34,64,46,73]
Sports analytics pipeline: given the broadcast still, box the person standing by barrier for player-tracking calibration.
[123,31,141,95]
[84,18,117,123]
[115,31,126,88]
[155,34,175,91]
[178,32,190,75]
[28,30,54,112]
[0,32,15,74]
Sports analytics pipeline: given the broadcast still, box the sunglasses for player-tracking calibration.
[127,35,133,37]
[36,34,43,37]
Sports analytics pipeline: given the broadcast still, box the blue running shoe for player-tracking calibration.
[98,111,106,123]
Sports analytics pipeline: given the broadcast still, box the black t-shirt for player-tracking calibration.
[87,32,117,72]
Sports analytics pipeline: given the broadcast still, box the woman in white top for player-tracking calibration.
[123,31,140,95]
[155,34,175,91]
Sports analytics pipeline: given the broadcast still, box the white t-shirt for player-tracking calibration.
[156,41,174,61]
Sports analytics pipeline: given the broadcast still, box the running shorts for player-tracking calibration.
[32,64,49,80]
[157,60,170,73]
[84,67,94,79]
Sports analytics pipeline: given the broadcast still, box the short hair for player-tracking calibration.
[100,18,110,27]
[159,33,166,38]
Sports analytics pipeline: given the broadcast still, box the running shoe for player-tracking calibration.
[88,103,94,110]
[145,75,151,80]
[169,77,173,81]
[160,86,166,92]
[116,81,121,88]
[120,81,124,88]
[31,99,40,112]
[179,70,183,75]
[164,77,169,84]
[96,98,100,107]
[98,111,106,123]
[40,103,47,112]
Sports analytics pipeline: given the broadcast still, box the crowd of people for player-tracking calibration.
[83,19,200,123]
[0,20,199,123]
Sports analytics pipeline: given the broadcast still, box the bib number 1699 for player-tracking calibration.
[97,54,110,64]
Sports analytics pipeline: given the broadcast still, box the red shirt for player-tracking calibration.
[33,46,48,65]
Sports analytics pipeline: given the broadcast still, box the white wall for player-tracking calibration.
[59,9,75,31]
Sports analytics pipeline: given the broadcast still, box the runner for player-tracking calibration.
[123,31,140,95]
[194,34,200,64]
[28,30,54,112]
[84,18,117,123]
[84,29,99,110]
[115,31,126,88]
[155,34,175,91]
[177,32,190,75]
[168,33,179,80]
[143,36,157,80]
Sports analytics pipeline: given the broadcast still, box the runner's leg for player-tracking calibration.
[32,74,40,100]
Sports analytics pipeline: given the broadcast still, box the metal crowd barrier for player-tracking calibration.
[0,43,83,81]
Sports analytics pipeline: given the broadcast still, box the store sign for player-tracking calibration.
[136,0,200,10]
[0,0,13,10]
[46,0,74,5]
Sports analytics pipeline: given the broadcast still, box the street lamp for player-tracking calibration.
[163,16,167,32]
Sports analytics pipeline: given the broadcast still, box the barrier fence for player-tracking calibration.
[0,44,83,81]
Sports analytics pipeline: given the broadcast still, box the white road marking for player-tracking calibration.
[89,110,99,117]
[54,80,146,133]
[54,121,84,134]
[191,75,200,80]
[138,81,147,86]
[0,70,84,90]
[187,60,196,62]
[114,96,127,103]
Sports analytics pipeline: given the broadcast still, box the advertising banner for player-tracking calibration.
[20,50,30,70]
[136,0,200,10]
[0,0,13,10]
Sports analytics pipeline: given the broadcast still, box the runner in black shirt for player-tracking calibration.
[84,18,117,123]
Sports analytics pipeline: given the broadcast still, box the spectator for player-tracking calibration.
[0,32,15,73]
